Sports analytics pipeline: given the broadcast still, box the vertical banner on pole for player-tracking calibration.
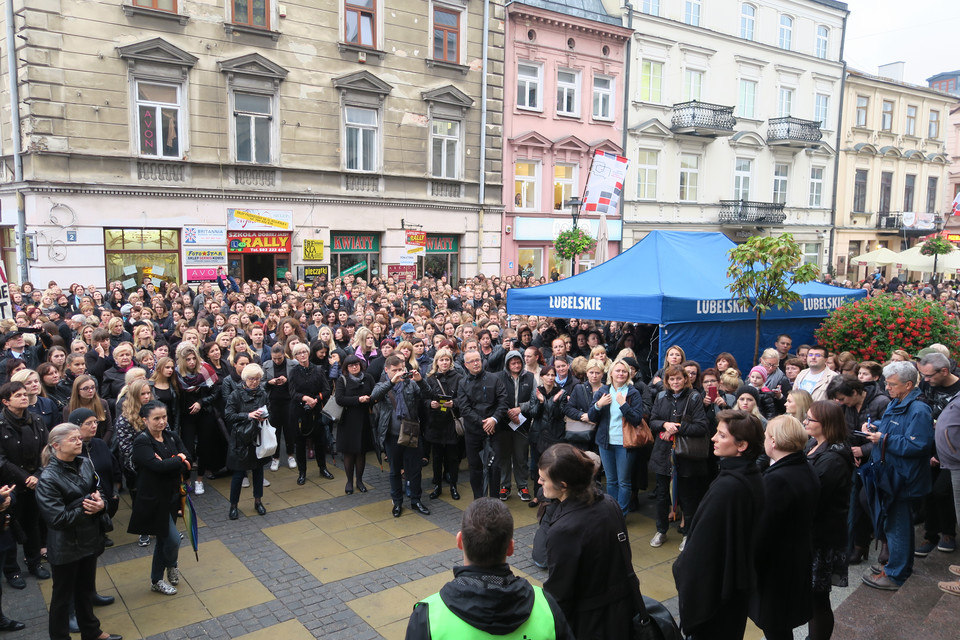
[582,151,630,217]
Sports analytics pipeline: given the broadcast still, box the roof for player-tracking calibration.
[927,70,960,82]
[808,0,849,11]
[847,68,959,101]
[507,0,622,27]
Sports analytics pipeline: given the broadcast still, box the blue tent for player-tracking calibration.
[506,230,866,368]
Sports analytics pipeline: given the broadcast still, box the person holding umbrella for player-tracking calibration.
[127,401,191,595]
[456,351,508,500]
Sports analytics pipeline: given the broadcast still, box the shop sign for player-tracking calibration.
[388,265,417,278]
[948,234,960,243]
[228,231,291,254]
[183,226,227,245]
[330,233,380,253]
[184,248,227,266]
[341,261,368,276]
[186,268,219,281]
[302,239,325,261]
[426,235,459,253]
[227,208,292,232]
[302,266,329,282]
[0,264,10,320]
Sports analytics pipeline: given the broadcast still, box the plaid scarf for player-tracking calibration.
[177,362,218,393]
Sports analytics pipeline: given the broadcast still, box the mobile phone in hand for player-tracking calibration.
[706,384,718,402]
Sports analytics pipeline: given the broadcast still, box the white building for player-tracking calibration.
[603,0,848,267]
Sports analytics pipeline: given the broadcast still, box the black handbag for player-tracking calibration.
[633,596,682,640]
[672,396,710,461]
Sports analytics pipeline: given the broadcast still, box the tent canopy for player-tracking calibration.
[506,230,865,326]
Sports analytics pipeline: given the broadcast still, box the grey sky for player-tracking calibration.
[843,0,959,85]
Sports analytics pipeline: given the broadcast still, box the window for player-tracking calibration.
[881,100,894,131]
[779,15,793,50]
[853,169,868,212]
[856,96,869,127]
[514,161,539,209]
[636,150,658,200]
[553,164,577,211]
[683,70,703,102]
[344,106,378,172]
[641,0,660,16]
[773,163,789,204]
[879,171,892,213]
[684,1,701,26]
[234,92,272,164]
[517,62,542,110]
[903,174,916,212]
[431,119,460,179]
[133,0,177,11]
[734,158,752,201]
[778,88,793,117]
[556,69,579,117]
[679,154,699,202]
[802,243,821,267]
[815,94,829,128]
[433,7,460,64]
[135,81,182,158]
[234,0,269,29]
[345,0,376,47]
[927,177,939,213]
[740,4,755,40]
[738,79,756,118]
[929,110,941,138]
[592,75,614,120]
[104,229,181,287]
[905,105,917,136]
[639,60,663,103]
[809,167,824,207]
[815,26,829,59]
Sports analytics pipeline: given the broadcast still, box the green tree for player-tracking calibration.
[727,234,820,365]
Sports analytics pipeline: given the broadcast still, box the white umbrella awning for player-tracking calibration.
[850,247,899,266]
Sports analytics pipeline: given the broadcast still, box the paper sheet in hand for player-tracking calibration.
[509,413,527,431]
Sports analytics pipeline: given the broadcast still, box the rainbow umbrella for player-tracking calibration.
[180,482,199,561]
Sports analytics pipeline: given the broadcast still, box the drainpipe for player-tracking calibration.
[477,0,491,277]
[620,2,633,255]
[5,0,27,283]
[827,9,849,278]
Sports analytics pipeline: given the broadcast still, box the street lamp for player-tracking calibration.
[564,196,583,276]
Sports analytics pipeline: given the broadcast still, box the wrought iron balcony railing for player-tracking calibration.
[719,200,787,225]
[671,101,737,136]
[767,116,823,146]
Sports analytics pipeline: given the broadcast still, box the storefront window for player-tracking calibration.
[518,248,543,279]
[104,228,180,286]
[330,232,381,281]
[423,253,458,282]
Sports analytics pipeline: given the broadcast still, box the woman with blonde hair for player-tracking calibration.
[176,342,219,495]
[350,327,379,366]
[396,340,418,371]
[150,356,180,434]
[785,389,813,423]
[228,336,252,366]
[12,369,59,430]
[588,346,611,373]
[65,374,113,445]
[114,379,156,527]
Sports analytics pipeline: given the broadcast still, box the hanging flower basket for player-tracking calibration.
[919,236,954,257]
[554,228,597,260]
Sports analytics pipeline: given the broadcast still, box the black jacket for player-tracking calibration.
[224,384,270,470]
[35,456,104,565]
[405,564,574,640]
[805,440,854,550]
[455,370,508,436]
[498,370,535,410]
[522,385,568,451]
[424,369,463,445]
[843,381,890,459]
[750,452,820,632]
[0,408,49,487]
[126,430,189,536]
[649,388,710,477]
[288,363,330,410]
[335,372,376,454]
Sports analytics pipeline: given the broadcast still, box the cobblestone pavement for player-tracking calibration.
[9,453,948,639]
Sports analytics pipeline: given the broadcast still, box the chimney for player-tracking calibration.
[878,62,905,82]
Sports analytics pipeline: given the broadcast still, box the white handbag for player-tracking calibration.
[256,418,278,459]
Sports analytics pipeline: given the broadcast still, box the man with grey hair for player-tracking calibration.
[759,348,791,411]
[918,352,960,419]
[861,361,934,591]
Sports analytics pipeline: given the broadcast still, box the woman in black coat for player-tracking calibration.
[126,401,191,596]
[224,363,270,519]
[673,409,765,640]
[539,443,638,639]
[522,365,569,485]
[35,424,119,640]
[423,348,463,500]
[288,342,332,485]
[750,415,821,640]
[334,355,375,495]
[649,364,709,549]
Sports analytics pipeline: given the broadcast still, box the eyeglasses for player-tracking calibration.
[79,385,97,392]
[807,354,824,358]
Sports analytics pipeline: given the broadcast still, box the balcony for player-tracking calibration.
[670,101,737,138]
[719,200,787,226]
[767,117,823,149]
[877,212,944,235]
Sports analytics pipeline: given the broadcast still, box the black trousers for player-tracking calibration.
[4,488,42,576]
[292,405,327,473]
[923,467,957,541]
[50,554,101,640]
[685,597,747,640]
[430,442,460,486]
[385,436,423,503]
[464,429,500,500]
[655,473,707,535]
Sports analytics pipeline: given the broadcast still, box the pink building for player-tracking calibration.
[500,0,631,280]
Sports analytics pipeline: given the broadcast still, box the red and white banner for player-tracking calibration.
[952,191,960,216]
[583,150,629,218]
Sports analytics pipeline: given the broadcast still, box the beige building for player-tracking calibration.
[0,0,505,288]
[834,67,954,281]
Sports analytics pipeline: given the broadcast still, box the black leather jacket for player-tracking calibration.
[35,456,104,565]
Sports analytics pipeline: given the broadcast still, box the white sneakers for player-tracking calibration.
[263,478,270,487]
[152,579,177,595]
[650,532,666,548]
[194,480,205,495]
[287,456,297,469]
[679,536,688,552]
[270,458,280,472]
[241,477,250,488]
[167,564,179,586]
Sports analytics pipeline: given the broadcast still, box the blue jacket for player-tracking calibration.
[871,387,934,498]
[587,384,646,449]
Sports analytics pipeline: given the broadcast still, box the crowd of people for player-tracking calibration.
[0,267,957,639]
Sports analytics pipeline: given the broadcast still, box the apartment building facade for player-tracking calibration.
[0,0,505,287]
